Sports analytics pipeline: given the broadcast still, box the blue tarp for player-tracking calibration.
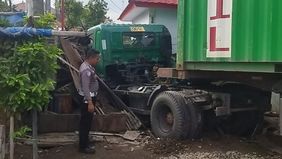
[0,27,52,38]
[0,12,25,26]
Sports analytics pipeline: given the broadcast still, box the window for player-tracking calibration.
[123,32,156,48]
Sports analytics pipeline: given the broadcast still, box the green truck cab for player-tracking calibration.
[88,24,172,86]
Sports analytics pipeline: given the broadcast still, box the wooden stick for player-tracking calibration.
[32,110,38,159]
[9,116,14,159]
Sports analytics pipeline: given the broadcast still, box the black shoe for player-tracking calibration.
[88,144,96,150]
[79,147,96,154]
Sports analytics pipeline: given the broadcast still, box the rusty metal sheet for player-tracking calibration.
[157,68,178,78]
[38,112,128,133]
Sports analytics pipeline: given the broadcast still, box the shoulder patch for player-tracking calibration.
[87,71,91,77]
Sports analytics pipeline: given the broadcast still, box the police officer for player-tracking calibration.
[78,49,100,154]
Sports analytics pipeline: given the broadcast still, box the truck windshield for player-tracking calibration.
[123,32,156,48]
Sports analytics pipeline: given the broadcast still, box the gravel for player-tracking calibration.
[145,138,188,155]
[160,151,281,159]
[144,133,282,159]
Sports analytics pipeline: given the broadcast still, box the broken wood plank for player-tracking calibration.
[122,131,140,141]
[23,131,141,149]
[23,133,78,148]
[90,131,140,141]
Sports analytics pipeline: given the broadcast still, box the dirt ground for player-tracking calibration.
[14,143,157,159]
[12,133,282,159]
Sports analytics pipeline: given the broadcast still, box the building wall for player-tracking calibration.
[130,7,178,54]
[132,10,150,24]
[153,8,177,54]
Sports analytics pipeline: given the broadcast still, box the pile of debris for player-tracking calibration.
[59,38,142,131]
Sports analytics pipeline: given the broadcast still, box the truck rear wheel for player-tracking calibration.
[150,91,202,139]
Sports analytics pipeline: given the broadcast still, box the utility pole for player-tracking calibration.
[33,0,44,15]
[45,0,51,13]
[27,0,44,16]
[27,0,33,16]
[9,0,12,11]
[61,0,65,30]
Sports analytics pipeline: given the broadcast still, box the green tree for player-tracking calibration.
[64,0,84,29]
[24,13,56,28]
[64,0,108,30]
[83,0,108,28]
[0,42,61,112]
[0,0,9,12]
[0,17,9,27]
[0,14,61,159]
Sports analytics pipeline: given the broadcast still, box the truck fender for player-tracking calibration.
[147,85,168,108]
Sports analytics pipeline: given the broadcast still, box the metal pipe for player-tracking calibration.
[51,30,87,37]
[9,116,14,159]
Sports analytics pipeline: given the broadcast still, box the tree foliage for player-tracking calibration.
[0,14,61,113]
[33,13,56,28]
[63,0,108,30]
[0,42,61,112]
[0,0,10,12]
[24,13,56,28]
[0,17,9,27]
[64,0,84,29]
[83,0,108,28]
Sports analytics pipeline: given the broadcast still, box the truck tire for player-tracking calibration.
[150,91,202,139]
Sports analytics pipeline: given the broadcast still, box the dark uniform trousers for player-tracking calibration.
[79,96,96,149]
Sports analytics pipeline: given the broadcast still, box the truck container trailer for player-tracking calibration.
[156,0,282,138]
[89,0,282,139]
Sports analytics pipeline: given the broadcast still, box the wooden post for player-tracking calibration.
[9,116,14,159]
[32,110,38,159]
[0,125,5,159]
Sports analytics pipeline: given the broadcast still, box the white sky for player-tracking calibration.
[11,0,129,22]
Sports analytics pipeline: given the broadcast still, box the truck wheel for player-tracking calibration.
[150,91,202,139]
